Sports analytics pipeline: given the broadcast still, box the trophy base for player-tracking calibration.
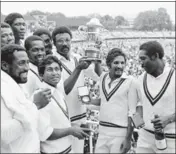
[82,57,101,62]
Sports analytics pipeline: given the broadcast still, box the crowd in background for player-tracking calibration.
[1,12,175,153]
[71,37,175,99]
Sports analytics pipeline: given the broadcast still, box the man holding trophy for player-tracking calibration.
[52,25,101,153]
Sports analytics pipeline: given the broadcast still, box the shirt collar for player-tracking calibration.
[29,62,38,74]
[148,65,171,79]
[41,81,56,94]
[20,40,24,46]
[54,51,74,62]
[106,72,128,81]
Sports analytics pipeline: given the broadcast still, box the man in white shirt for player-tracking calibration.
[37,55,91,153]
[4,13,26,46]
[90,48,138,153]
[1,22,15,48]
[20,35,46,99]
[52,26,101,153]
[1,44,53,153]
[135,41,175,153]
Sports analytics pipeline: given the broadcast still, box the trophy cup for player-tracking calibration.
[78,18,104,62]
[77,86,91,104]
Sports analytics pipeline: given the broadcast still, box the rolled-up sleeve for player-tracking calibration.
[1,98,24,145]
[37,109,53,142]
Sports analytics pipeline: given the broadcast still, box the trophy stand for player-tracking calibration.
[86,110,99,154]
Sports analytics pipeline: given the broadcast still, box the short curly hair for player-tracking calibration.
[139,41,164,59]
[33,28,51,39]
[106,48,127,68]
[1,44,26,65]
[38,55,62,76]
[24,35,44,53]
[52,26,72,44]
[4,12,24,26]
[1,22,11,28]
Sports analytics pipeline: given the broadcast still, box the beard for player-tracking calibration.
[9,68,28,84]
[114,74,123,78]
[11,75,27,83]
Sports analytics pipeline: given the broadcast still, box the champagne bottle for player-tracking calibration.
[154,115,167,150]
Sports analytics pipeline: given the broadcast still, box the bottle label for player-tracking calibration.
[155,139,167,150]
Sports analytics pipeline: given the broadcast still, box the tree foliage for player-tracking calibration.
[1,8,173,31]
[114,16,129,27]
[133,8,173,31]
[100,15,115,30]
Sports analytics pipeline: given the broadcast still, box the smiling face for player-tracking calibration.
[9,50,30,83]
[42,62,62,87]
[11,18,26,40]
[40,34,53,55]
[109,55,126,79]
[139,50,157,74]
[54,33,71,58]
[1,27,15,47]
[28,40,46,65]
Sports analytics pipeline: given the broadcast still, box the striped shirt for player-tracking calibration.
[54,52,86,124]
[137,66,175,135]
[98,72,138,136]
[39,82,72,153]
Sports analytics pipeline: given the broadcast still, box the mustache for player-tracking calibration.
[19,71,28,75]
[115,68,123,71]
[61,45,69,51]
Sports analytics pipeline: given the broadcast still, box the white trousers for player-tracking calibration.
[95,127,127,153]
[95,133,126,153]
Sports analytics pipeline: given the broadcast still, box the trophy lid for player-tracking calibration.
[86,18,103,28]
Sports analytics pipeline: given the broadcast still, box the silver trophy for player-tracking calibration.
[78,18,104,62]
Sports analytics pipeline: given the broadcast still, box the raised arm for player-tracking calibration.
[64,59,91,95]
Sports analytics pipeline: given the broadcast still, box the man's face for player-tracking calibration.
[1,27,15,47]
[42,62,62,87]
[139,50,156,74]
[55,33,71,57]
[40,34,53,55]
[109,56,126,78]
[9,51,29,83]
[11,18,26,40]
[28,40,46,65]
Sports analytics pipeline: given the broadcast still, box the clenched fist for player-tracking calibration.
[33,88,52,109]
[76,58,91,70]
